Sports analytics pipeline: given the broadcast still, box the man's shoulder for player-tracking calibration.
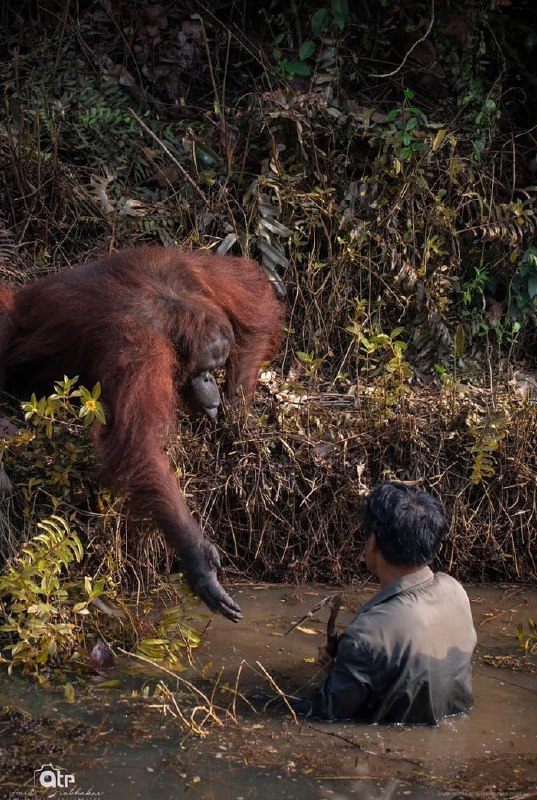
[347,571,471,633]
[432,571,471,600]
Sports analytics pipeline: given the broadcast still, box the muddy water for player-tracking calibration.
[193,583,537,796]
[0,584,536,800]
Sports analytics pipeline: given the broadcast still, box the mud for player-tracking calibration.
[0,583,535,800]
[192,583,537,797]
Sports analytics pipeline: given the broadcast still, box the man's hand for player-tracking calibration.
[317,645,334,668]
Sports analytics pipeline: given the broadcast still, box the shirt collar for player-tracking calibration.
[358,566,434,614]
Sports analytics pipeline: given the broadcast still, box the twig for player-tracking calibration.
[128,107,210,207]
[195,15,221,115]
[478,602,525,627]
[307,723,362,749]
[255,660,298,724]
[370,0,435,79]
[284,592,341,637]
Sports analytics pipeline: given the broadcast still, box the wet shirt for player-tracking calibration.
[309,567,477,725]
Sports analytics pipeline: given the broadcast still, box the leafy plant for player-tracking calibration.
[461,265,503,340]
[0,513,202,676]
[23,375,106,428]
[2,376,106,510]
[136,574,202,665]
[0,515,107,678]
[461,264,492,310]
[461,250,537,348]
[0,378,204,677]
[272,17,315,81]
[79,105,136,134]
[508,246,537,320]
[346,318,413,415]
[311,0,349,36]
[273,42,314,80]
[470,96,501,164]
[385,89,428,161]
[466,410,508,485]
[295,350,325,380]
[272,0,349,80]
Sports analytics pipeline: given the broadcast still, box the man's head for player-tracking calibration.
[363,482,446,575]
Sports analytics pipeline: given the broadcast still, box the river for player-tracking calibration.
[1,583,535,800]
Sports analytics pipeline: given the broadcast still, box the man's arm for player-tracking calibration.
[308,634,373,720]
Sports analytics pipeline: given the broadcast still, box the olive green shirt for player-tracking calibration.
[310,567,477,724]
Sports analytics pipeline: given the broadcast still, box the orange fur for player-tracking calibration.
[0,247,284,618]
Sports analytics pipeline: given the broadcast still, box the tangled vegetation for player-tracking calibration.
[0,379,201,676]
[0,0,536,672]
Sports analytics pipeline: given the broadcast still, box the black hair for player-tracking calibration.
[363,482,446,567]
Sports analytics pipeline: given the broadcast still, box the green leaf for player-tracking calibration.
[370,334,390,345]
[311,8,329,35]
[528,274,537,300]
[285,60,311,77]
[299,40,315,60]
[95,406,107,425]
[139,638,169,646]
[64,682,76,703]
[522,245,537,266]
[331,0,349,29]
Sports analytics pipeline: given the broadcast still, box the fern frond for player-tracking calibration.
[467,410,509,484]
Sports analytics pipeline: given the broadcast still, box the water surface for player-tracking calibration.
[1,584,535,800]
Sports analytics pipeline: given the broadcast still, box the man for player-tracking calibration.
[299,482,477,725]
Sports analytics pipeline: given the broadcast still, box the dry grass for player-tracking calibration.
[164,381,536,586]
